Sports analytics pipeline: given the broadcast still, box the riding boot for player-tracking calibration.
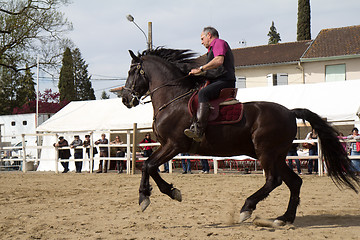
[103,160,108,173]
[184,102,211,142]
[96,160,103,173]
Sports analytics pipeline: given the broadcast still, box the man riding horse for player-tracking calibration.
[123,43,360,225]
[184,26,236,142]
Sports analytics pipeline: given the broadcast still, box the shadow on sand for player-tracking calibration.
[200,214,360,229]
[294,214,360,228]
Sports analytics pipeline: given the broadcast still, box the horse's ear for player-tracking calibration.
[129,50,140,63]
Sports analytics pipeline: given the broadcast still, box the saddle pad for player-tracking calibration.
[208,102,244,125]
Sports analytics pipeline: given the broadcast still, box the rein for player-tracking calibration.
[125,61,197,120]
[153,88,196,121]
[141,75,190,104]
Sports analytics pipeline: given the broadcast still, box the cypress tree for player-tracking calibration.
[72,48,96,100]
[58,47,75,102]
[297,0,311,41]
[100,90,110,100]
[267,21,281,44]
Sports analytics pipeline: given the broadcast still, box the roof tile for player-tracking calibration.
[302,25,360,59]
[233,41,312,67]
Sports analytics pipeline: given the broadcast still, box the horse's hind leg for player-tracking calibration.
[239,171,282,222]
[274,162,302,225]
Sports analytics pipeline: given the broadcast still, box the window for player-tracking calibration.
[267,73,288,86]
[11,121,16,126]
[277,73,288,85]
[325,64,346,82]
[236,77,246,88]
[23,121,27,126]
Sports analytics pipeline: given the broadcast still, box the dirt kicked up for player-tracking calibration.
[0,171,359,239]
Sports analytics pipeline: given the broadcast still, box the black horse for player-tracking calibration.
[121,48,359,225]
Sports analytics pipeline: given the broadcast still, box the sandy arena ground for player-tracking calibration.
[0,171,360,240]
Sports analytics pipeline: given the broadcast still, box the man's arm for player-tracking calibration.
[203,55,224,70]
[189,55,224,75]
[58,141,68,147]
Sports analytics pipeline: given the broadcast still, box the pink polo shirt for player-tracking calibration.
[208,38,228,56]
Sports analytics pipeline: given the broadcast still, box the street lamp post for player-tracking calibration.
[126,14,152,50]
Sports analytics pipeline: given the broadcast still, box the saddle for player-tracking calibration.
[188,87,244,125]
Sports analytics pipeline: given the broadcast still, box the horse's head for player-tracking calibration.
[122,50,150,108]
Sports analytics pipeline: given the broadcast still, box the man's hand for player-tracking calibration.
[189,68,202,75]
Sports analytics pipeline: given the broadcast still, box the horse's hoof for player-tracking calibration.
[140,197,151,212]
[172,188,182,202]
[239,211,252,222]
[273,219,286,227]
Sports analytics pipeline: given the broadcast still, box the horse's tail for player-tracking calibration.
[292,108,360,193]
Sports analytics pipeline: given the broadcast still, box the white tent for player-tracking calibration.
[36,98,154,132]
[237,80,360,124]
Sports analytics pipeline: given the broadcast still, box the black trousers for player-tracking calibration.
[61,161,69,171]
[116,151,125,172]
[143,149,153,157]
[74,152,83,172]
[198,80,235,103]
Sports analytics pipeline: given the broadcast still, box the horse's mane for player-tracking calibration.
[139,47,199,74]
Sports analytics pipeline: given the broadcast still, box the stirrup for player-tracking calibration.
[184,123,203,142]
[184,127,197,139]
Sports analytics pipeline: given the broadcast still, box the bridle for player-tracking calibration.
[122,63,147,107]
[124,61,197,120]
[124,62,195,101]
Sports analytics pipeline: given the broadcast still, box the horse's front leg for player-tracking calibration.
[139,145,181,211]
[139,161,152,211]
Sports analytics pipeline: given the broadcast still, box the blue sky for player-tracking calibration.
[39,0,360,99]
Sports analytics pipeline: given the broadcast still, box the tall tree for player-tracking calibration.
[58,47,75,101]
[0,0,73,72]
[72,48,95,100]
[16,65,36,107]
[100,90,110,100]
[0,0,72,115]
[0,57,23,114]
[267,21,281,44]
[297,0,311,41]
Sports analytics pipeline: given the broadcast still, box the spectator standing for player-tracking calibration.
[287,138,302,175]
[83,134,98,172]
[111,135,125,173]
[337,132,348,153]
[53,136,71,173]
[200,158,210,174]
[83,134,98,158]
[140,133,166,172]
[181,153,191,174]
[140,133,156,157]
[95,133,109,173]
[70,135,83,173]
[347,128,360,174]
[305,129,318,174]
